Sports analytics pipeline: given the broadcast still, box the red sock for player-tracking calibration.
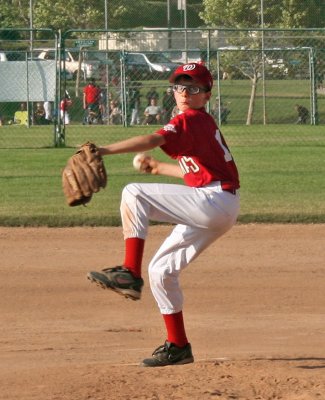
[162,311,188,348]
[123,238,145,278]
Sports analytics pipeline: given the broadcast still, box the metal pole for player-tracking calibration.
[105,0,110,124]
[26,52,30,128]
[29,0,33,126]
[184,0,188,62]
[29,0,33,54]
[260,1,266,123]
[104,0,108,29]
[309,48,317,125]
[216,51,221,124]
[167,0,172,48]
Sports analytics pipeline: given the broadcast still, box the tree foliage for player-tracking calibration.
[199,0,325,124]
[0,0,30,28]
[0,0,205,30]
[281,0,325,28]
[200,0,325,28]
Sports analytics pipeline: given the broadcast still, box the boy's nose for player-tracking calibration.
[180,88,189,97]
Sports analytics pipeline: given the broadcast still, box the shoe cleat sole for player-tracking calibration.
[87,272,141,301]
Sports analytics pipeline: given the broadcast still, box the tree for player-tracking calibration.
[0,0,205,31]
[0,0,154,31]
[200,0,325,124]
[200,0,283,29]
[200,1,269,124]
[0,0,30,28]
[281,0,325,28]
[200,0,325,29]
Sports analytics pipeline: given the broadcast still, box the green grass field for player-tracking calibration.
[0,124,324,226]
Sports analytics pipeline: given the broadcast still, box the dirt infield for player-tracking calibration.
[1,224,324,400]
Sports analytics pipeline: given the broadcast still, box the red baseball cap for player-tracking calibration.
[169,63,213,91]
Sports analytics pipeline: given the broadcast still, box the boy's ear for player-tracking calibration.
[205,91,212,101]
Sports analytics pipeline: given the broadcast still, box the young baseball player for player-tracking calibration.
[87,63,240,367]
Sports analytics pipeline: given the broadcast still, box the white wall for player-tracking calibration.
[0,61,56,102]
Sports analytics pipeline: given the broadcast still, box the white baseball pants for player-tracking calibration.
[120,182,240,314]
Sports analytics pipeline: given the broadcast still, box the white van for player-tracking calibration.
[37,48,100,80]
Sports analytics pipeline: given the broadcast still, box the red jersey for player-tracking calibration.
[156,108,240,189]
[83,84,101,105]
[60,98,72,111]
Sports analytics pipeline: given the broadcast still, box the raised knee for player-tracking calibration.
[148,262,174,287]
[121,184,143,206]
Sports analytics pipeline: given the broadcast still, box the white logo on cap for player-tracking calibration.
[183,64,196,71]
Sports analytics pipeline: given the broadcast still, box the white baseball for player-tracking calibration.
[133,153,148,171]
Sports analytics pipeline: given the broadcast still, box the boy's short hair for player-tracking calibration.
[169,63,213,91]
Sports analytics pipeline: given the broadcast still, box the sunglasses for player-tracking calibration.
[172,84,209,95]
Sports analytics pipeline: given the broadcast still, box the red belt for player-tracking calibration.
[221,183,237,195]
[223,188,237,195]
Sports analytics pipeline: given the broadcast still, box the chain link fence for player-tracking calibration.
[1,28,324,148]
[0,28,59,148]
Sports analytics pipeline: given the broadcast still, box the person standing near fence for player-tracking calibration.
[43,101,52,124]
[145,87,159,105]
[162,87,176,124]
[129,82,142,126]
[83,78,102,124]
[60,93,72,125]
[295,104,309,124]
[143,97,162,125]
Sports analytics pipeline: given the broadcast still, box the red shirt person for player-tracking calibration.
[83,78,101,111]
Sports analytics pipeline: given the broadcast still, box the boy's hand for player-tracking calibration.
[133,153,158,174]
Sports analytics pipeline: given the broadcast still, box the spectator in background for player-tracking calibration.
[98,89,107,122]
[222,71,229,80]
[83,78,102,124]
[129,82,142,126]
[60,93,72,125]
[109,100,122,125]
[146,87,159,105]
[143,97,162,125]
[295,104,309,124]
[162,87,176,124]
[34,102,46,125]
[43,101,52,124]
[0,104,10,125]
[14,102,28,125]
[316,60,324,90]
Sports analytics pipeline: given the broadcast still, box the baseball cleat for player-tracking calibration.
[87,266,143,301]
[141,341,194,367]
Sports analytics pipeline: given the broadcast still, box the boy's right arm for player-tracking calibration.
[151,160,183,178]
[99,133,165,156]
[134,154,183,179]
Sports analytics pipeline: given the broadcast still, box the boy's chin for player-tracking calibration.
[178,105,190,112]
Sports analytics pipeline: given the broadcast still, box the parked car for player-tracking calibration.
[163,49,205,65]
[37,48,101,80]
[125,52,181,79]
[84,50,120,83]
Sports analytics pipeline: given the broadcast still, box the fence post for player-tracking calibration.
[120,50,127,127]
[310,48,318,125]
[55,29,65,147]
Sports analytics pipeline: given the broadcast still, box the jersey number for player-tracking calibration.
[215,130,232,162]
[179,156,200,174]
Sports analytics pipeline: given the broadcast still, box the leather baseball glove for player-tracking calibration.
[62,142,107,206]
